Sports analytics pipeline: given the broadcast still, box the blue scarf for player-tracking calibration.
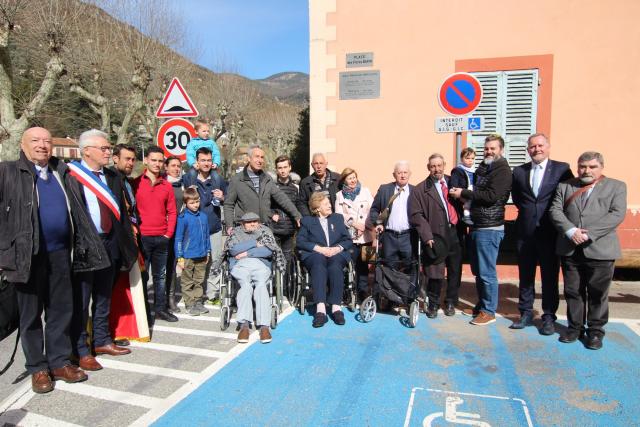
[342,182,361,201]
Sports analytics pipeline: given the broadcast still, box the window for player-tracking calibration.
[467,69,538,168]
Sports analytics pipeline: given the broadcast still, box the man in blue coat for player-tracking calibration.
[510,133,573,334]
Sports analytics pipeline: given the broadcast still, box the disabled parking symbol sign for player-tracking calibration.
[403,388,533,427]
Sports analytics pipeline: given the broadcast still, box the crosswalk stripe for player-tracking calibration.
[95,358,198,381]
[173,313,221,322]
[127,341,226,358]
[152,324,237,340]
[0,411,84,427]
[55,382,162,409]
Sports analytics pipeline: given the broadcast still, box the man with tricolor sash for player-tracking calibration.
[67,129,137,371]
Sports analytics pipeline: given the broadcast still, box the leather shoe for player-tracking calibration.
[559,330,581,343]
[113,339,130,346]
[94,343,131,356]
[540,318,555,336]
[79,355,103,371]
[51,365,88,383]
[332,310,346,325]
[586,334,603,350]
[259,326,272,343]
[426,304,438,319]
[312,312,328,328]
[237,327,250,343]
[155,310,179,322]
[31,370,54,394]
[509,312,534,329]
[443,303,455,317]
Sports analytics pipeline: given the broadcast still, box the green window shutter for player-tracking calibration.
[468,69,539,169]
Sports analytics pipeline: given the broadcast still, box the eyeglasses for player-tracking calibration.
[86,146,113,153]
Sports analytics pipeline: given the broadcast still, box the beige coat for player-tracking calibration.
[335,187,374,244]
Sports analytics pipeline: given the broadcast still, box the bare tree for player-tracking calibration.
[0,0,79,160]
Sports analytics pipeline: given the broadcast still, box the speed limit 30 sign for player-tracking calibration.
[157,118,197,161]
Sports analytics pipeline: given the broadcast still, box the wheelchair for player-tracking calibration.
[218,254,284,331]
[359,236,422,328]
[294,255,357,315]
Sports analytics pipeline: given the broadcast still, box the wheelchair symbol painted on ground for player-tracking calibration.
[404,388,534,427]
[422,396,490,426]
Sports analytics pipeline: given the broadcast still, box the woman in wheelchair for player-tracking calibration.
[213,212,284,344]
[296,192,353,328]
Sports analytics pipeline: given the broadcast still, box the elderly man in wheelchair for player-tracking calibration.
[212,212,285,344]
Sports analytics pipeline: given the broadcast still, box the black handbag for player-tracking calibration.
[0,272,20,375]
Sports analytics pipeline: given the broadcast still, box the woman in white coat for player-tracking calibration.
[335,168,374,301]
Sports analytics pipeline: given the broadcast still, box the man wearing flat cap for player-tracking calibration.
[409,153,463,319]
[212,212,284,344]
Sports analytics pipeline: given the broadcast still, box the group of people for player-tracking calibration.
[0,123,626,396]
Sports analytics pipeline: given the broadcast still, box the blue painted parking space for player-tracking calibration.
[154,311,640,426]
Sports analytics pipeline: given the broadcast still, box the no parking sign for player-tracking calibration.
[438,72,483,116]
[157,118,196,161]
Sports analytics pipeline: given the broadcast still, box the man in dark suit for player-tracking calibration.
[510,133,573,334]
[367,161,415,274]
[550,151,626,350]
[68,129,138,372]
[409,154,462,318]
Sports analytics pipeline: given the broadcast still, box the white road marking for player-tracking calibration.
[131,306,295,426]
[127,341,226,358]
[152,324,236,339]
[0,410,84,427]
[173,313,221,322]
[95,358,197,381]
[55,382,162,409]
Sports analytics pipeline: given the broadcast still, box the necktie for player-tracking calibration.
[92,171,112,234]
[532,164,542,197]
[440,179,458,225]
[38,166,48,181]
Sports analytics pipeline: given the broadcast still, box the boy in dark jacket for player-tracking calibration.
[175,188,211,316]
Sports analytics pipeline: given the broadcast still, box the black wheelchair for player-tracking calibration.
[293,255,357,315]
[218,254,284,331]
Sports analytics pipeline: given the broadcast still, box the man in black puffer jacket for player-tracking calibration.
[450,134,512,326]
[270,155,300,264]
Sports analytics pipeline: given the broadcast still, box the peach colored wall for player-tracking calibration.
[311,0,640,205]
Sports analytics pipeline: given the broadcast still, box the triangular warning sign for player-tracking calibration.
[156,77,199,118]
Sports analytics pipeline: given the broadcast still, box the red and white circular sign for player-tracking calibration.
[156,118,197,161]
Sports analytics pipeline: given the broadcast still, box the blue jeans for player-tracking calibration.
[141,235,169,311]
[470,229,504,315]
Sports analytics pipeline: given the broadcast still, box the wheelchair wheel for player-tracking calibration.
[275,271,284,313]
[359,296,377,322]
[270,305,278,329]
[409,301,419,328]
[220,306,231,331]
[299,293,306,315]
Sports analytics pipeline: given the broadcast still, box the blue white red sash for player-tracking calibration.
[68,161,121,221]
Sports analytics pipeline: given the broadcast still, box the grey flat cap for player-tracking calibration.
[239,212,260,222]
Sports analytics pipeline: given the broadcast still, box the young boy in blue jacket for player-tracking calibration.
[186,120,222,178]
[174,187,212,316]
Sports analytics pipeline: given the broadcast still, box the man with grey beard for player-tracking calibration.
[549,152,626,350]
[449,134,512,326]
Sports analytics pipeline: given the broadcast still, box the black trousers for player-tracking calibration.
[304,253,348,305]
[381,230,417,286]
[426,225,463,306]
[561,248,614,336]
[516,233,560,319]
[14,249,73,374]
[71,234,119,357]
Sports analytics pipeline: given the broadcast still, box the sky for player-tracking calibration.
[177,0,309,80]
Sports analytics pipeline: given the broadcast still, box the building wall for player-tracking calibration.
[310,0,640,256]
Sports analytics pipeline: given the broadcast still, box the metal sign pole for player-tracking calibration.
[455,132,462,159]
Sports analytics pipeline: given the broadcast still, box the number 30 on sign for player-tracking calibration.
[157,118,197,161]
